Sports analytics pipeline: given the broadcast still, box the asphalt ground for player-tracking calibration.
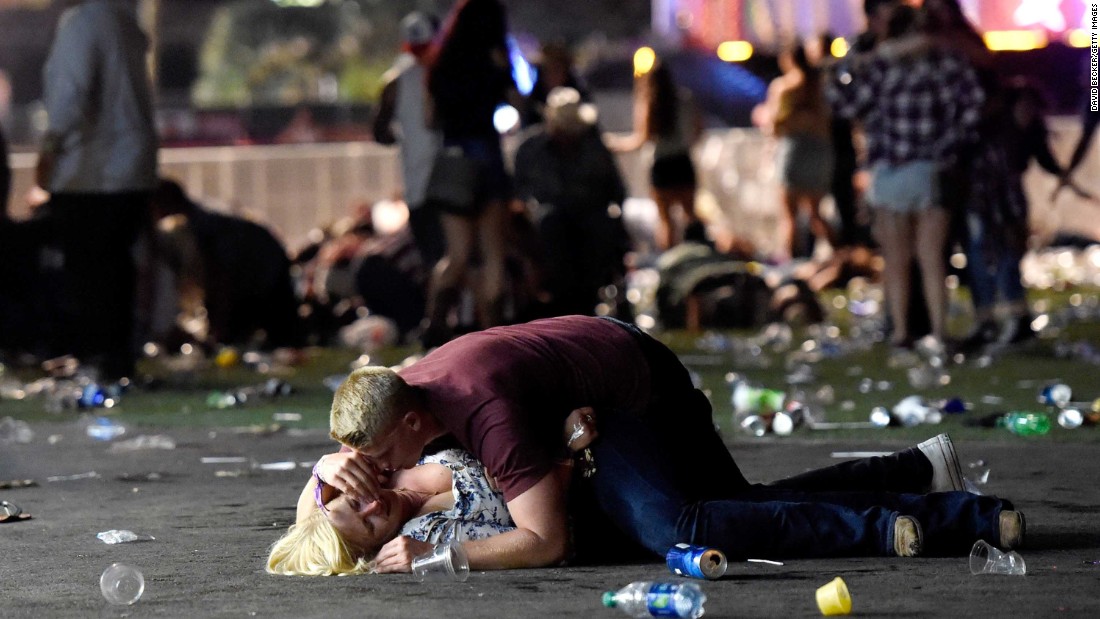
[3,418,1099,619]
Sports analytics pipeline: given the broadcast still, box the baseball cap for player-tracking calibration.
[401,12,436,46]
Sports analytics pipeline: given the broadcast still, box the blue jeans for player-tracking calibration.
[576,319,1011,560]
[966,212,1025,311]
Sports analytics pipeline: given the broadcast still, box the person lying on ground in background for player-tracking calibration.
[321,315,1026,572]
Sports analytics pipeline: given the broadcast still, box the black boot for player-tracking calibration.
[960,320,999,354]
[998,315,1036,346]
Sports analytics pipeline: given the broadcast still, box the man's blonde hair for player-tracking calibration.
[330,366,418,449]
[265,512,374,576]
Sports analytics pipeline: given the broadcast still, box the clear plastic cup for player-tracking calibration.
[815,576,852,616]
[969,540,1026,576]
[411,542,469,582]
[100,563,144,605]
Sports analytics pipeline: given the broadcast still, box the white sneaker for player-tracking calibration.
[917,433,966,493]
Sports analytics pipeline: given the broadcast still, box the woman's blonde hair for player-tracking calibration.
[266,512,374,576]
[330,366,419,449]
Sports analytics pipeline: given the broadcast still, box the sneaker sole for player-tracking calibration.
[918,434,966,493]
[894,515,924,557]
[1000,510,1026,549]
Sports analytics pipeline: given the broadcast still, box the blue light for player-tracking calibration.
[508,36,535,96]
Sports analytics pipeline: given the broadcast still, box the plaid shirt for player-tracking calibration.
[827,40,984,166]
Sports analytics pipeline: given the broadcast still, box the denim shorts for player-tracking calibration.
[868,160,941,213]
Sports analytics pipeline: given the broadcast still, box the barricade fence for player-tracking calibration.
[7,120,1097,255]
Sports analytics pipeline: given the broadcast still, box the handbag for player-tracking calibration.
[424,146,484,214]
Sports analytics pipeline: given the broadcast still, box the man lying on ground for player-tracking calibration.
[272,315,1025,574]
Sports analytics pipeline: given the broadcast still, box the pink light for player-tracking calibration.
[1012,0,1066,32]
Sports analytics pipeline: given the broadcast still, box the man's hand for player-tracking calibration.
[316,451,387,503]
[372,536,435,573]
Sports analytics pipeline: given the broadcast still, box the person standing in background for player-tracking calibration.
[753,40,836,262]
[512,87,630,317]
[420,0,518,347]
[609,56,703,252]
[36,0,158,380]
[828,4,984,353]
[371,12,445,272]
[521,42,589,128]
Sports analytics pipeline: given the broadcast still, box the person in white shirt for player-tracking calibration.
[371,12,445,271]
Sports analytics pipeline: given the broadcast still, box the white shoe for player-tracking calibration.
[917,433,966,493]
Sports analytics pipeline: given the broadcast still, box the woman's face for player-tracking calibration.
[325,489,404,556]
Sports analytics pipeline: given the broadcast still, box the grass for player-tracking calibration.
[2,286,1099,445]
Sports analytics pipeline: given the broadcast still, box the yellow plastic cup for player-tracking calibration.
[815,576,852,616]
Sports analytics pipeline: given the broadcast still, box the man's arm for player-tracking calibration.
[371,469,571,571]
[465,471,571,568]
[296,450,390,523]
[371,78,399,145]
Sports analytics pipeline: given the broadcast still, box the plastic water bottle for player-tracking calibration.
[602,582,706,618]
[731,382,785,414]
[997,411,1051,436]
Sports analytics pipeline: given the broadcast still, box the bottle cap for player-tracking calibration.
[602,592,616,607]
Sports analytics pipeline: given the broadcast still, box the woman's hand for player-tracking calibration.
[316,451,387,503]
[372,536,435,573]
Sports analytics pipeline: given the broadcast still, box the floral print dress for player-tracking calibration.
[399,449,515,543]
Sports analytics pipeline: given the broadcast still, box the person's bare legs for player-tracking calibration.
[653,186,698,251]
[780,188,799,261]
[805,191,837,255]
[651,188,674,252]
[475,199,509,328]
[873,208,915,346]
[914,206,950,342]
[424,212,476,339]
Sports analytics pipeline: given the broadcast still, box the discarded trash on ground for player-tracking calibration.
[970,540,1025,576]
[97,529,156,544]
[816,576,852,616]
[0,479,37,490]
[109,435,177,452]
[201,456,249,464]
[86,417,126,441]
[411,541,470,582]
[100,563,144,605]
[0,416,34,444]
[666,543,727,580]
[0,500,32,523]
[46,471,99,482]
[603,581,706,618]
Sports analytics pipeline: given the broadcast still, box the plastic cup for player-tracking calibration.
[411,542,469,582]
[969,540,1026,576]
[815,576,852,616]
[100,563,144,605]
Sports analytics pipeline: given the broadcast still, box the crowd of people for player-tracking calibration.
[1,0,1098,375]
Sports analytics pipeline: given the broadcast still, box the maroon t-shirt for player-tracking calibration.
[399,316,650,501]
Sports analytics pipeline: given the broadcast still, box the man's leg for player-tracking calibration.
[766,446,932,494]
[585,407,901,559]
[737,486,1009,557]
